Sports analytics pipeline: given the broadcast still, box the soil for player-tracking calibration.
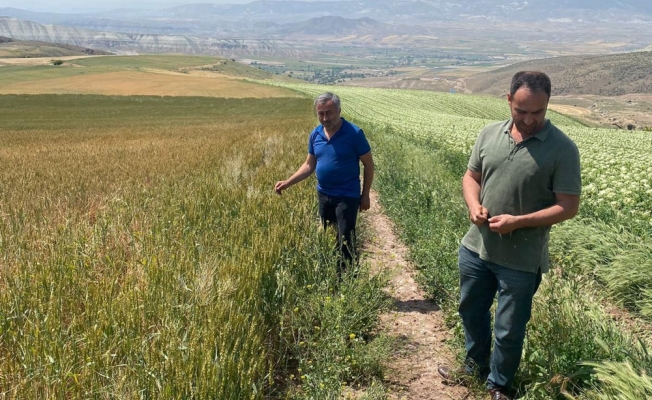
[354,190,474,400]
[550,94,652,129]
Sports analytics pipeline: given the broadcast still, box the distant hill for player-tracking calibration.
[0,15,410,56]
[0,36,111,57]
[276,16,391,36]
[2,0,651,35]
[157,0,652,24]
[466,51,652,96]
[0,17,312,57]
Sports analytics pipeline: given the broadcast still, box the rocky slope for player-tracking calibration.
[466,51,652,96]
[0,17,312,57]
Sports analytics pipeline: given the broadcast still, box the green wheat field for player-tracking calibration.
[0,54,651,399]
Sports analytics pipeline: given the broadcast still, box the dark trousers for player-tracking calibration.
[458,245,542,390]
[317,192,360,274]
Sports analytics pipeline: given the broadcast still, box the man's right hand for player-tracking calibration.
[470,205,489,226]
[274,181,288,195]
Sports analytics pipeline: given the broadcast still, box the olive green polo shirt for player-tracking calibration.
[461,119,581,274]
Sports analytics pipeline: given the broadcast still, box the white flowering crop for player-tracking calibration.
[265,81,652,230]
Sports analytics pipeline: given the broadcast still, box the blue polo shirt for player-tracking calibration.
[308,118,371,198]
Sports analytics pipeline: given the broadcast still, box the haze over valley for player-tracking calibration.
[1,0,652,128]
[2,0,652,57]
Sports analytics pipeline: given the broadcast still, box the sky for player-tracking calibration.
[0,0,260,13]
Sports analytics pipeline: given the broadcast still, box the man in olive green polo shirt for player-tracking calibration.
[438,71,581,400]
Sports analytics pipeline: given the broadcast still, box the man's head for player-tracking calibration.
[315,92,342,132]
[507,71,551,136]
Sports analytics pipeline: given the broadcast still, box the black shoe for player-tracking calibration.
[437,365,472,386]
[488,388,512,400]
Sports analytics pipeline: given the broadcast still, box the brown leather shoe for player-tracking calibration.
[437,365,471,385]
[488,388,512,400]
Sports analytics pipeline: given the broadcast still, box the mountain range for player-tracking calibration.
[2,0,652,37]
[1,1,651,57]
[157,0,652,23]
[0,16,334,56]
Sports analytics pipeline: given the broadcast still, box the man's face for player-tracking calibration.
[316,100,341,131]
[508,87,549,136]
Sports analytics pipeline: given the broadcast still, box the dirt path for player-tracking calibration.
[547,103,592,117]
[359,190,472,400]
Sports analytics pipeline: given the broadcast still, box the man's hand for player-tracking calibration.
[274,181,289,195]
[470,204,489,226]
[274,155,316,196]
[488,214,521,234]
[360,193,371,211]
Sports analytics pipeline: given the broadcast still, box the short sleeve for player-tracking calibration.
[552,142,582,195]
[467,130,484,172]
[308,131,316,155]
[354,129,372,156]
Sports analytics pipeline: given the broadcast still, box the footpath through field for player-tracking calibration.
[356,190,472,400]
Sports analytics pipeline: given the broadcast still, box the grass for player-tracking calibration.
[364,119,652,399]
[0,95,307,131]
[73,55,235,70]
[0,94,390,398]
[73,55,274,79]
[267,81,652,399]
[0,54,281,95]
[550,220,652,322]
[0,65,90,86]
[5,57,650,398]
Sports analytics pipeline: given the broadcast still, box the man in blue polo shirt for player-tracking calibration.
[275,92,374,274]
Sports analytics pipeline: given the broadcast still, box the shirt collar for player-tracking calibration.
[504,119,552,142]
[319,117,346,138]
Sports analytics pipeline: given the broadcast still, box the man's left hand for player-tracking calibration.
[488,214,521,234]
[360,194,371,211]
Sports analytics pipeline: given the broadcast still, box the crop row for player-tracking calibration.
[273,82,652,234]
[268,81,652,398]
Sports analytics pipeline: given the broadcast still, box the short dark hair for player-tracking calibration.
[510,71,551,98]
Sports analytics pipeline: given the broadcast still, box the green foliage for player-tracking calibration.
[282,271,392,398]
[550,220,652,320]
[0,64,91,86]
[581,361,652,400]
[273,82,652,400]
[0,94,389,398]
[521,273,652,399]
[51,59,64,65]
[0,94,311,131]
[359,121,468,310]
[73,54,229,70]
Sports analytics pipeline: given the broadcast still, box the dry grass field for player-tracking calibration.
[0,55,100,65]
[0,54,300,98]
[547,103,593,117]
[0,69,299,97]
[550,93,652,129]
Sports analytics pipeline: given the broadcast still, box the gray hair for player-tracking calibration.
[314,92,341,110]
